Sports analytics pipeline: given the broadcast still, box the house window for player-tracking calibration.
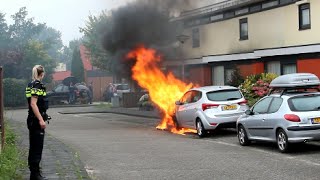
[213,66,225,85]
[224,11,235,19]
[282,64,297,74]
[192,28,200,48]
[235,8,249,15]
[280,0,292,5]
[239,18,248,40]
[262,1,279,9]
[250,4,261,12]
[299,3,311,30]
[225,68,233,84]
[211,14,223,21]
[267,61,281,75]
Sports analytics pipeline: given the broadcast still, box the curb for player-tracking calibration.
[59,109,161,119]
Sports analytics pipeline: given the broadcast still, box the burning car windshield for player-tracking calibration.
[288,94,320,111]
[206,89,242,101]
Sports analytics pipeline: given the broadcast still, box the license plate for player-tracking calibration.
[312,118,320,124]
[222,105,237,111]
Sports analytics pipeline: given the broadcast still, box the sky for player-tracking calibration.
[0,0,131,45]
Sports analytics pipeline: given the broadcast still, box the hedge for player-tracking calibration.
[3,78,27,107]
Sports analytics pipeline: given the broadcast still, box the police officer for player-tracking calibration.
[25,65,48,180]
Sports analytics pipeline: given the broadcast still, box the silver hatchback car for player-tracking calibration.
[237,73,320,153]
[174,86,249,137]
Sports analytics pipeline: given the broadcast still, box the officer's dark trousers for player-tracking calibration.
[28,117,45,174]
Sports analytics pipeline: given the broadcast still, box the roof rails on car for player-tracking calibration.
[268,73,320,97]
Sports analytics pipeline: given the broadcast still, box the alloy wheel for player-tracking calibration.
[277,129,289,153]
[197,121,203,136]
[238,126,250,146]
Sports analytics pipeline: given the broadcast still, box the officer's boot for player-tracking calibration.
[30,166,47,180]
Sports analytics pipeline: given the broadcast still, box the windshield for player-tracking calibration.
[206,89,242,101]
[288,94,320,111]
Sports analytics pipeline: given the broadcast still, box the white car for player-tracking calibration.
[174,86,249,137]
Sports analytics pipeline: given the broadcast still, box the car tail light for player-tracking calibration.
[202,103,219,111]
[238,100,248,106]
[210,123,217,126]
[284,114,301,122]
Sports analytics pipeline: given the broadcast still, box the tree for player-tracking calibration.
[8,7,45,48]
[35,25,64,62]
[0,7,63,82]
[3,40,55,82]
[80,13,112,71]
[71,46,84,82]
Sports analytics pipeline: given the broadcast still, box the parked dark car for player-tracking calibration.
[47,83,89,105]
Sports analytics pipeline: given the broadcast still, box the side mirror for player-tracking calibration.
[245,109,254,115]
[175,101,182,105]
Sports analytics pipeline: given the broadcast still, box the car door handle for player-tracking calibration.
[262,118,266,121]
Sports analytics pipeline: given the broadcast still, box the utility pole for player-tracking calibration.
[0,66,4,151]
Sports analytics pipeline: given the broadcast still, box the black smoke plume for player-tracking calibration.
[102,0,194,79]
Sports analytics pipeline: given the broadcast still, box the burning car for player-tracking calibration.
[173,86,249,137]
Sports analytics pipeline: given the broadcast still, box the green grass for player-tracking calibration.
[96,102,112,109]
[0,123,27,180]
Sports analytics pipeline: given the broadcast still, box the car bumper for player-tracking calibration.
[287,125,320,143]
[202,115,239,130]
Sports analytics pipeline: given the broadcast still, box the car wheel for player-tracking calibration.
[196,119,207,138]
[238,125,250,146]
[277,129,290,153]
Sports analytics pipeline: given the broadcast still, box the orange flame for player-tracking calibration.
[127,46,197,135]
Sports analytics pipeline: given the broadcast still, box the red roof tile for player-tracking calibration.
[52,71,71,81]
[80,45,93,71]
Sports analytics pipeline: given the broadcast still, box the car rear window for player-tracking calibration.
[206,89,242,101]
[116,84,129,90]
[288,94,320,111]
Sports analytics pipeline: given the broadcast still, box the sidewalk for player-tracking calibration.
[9,120,90,180]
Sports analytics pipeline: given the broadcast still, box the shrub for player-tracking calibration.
[3,78,27,107]
[239,73,278,106]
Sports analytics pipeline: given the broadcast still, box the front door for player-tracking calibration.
[176,91,193,128]
[246,97,273,138]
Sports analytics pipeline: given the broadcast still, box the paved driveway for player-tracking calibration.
[8,107,320,180]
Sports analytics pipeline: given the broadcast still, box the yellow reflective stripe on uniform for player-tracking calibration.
[26,87,31,98]
[30,88,45,96]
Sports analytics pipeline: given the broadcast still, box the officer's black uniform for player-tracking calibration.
[25,80,48,180]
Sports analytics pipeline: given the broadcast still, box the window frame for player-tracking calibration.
[239,18,248,41]
[299,3,311,30]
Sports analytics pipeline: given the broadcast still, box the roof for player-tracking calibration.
[52,71,71,81]
[270,73,320,88]
[192,85,238,92]
[79,45,93,71]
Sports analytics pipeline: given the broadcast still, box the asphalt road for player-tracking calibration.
[7,107,320,180]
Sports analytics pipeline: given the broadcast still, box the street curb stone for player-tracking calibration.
[59,107,162,119]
